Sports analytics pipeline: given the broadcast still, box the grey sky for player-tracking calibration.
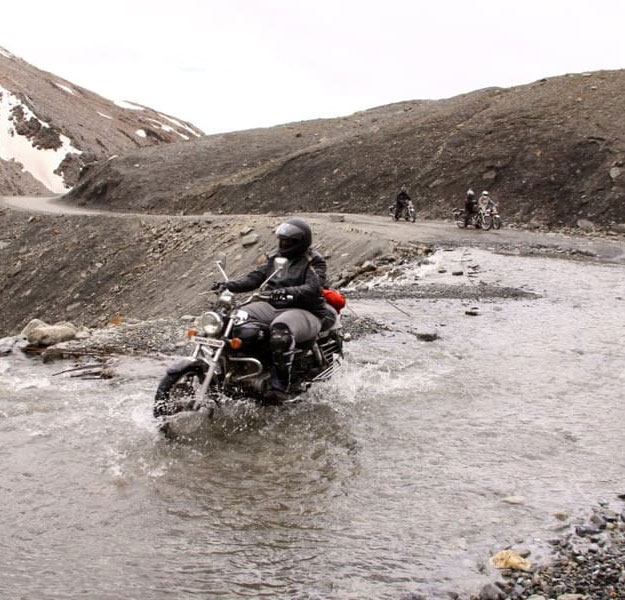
[1,0,624,134]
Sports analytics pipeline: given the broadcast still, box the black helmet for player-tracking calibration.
[275,218,312,259]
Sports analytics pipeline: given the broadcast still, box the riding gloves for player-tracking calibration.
[269,288,291,308]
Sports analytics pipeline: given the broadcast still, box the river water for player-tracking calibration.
[2,248,625,599]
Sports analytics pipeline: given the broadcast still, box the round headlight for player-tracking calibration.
[199,311,223,337]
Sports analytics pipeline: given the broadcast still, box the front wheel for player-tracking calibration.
[154,367,205,418]
[492,215,502,230]
[480,213,493,230]
[407,207,416,222]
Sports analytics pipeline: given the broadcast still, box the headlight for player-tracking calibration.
[199,311,223,337]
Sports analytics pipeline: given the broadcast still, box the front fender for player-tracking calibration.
[166,358,207,376]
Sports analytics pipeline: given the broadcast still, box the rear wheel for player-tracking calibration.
[154,367,205,418]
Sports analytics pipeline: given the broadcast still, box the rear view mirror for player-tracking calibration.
[274,256,287,275]
[216,253,228,279]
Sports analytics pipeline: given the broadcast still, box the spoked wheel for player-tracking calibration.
[153,367,205,418]
[407,208,416,222]
[492,215,502,230]
[480,213,493,230]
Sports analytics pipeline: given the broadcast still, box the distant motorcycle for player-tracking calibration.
[454,207,490,230]
[389,201,416,222]
[153,256,344,420]
[484,204,502,230]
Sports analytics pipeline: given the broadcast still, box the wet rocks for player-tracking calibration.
[474,498,625,600]
[20,318,80,347]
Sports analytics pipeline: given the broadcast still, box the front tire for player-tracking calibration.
[153,367,205,418]
[492,215,502,230]
[481,213,493,230]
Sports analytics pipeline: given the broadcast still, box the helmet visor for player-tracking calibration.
[275,222,305,240]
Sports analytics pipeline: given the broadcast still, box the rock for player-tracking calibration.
[328,214,345,222]
[610,223,625,234]
[415,332,438,342]
[240,233,259,247]
[478,582,505,600]
[239,226,253,235]
[502,495,526,505]
[452,270,463,276]
[609,166,622,180]
[465,309,479,316]
[557,595,587,600]
[27,323,78,347]
[20,318,48,338]
[576,218,595,232]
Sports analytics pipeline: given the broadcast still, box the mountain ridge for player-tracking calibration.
[65,68,625,228]
[0,45,203,195]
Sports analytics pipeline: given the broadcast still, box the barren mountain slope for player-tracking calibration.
[65,69,625,228]
[0,46,203,195]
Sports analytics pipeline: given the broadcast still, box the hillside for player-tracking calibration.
[0,46,203,195]
[65,69,625,229]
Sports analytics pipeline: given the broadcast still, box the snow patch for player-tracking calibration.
[145,117,189,140]
[115,100,144,110]
[135,129,147,138]
[97,112,113,119]
[157,113,202,137]
[54,82,76,95]
[0,47,13,58]
[0,84,82,193]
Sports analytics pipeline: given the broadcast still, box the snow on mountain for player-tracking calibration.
[0,45,204,196]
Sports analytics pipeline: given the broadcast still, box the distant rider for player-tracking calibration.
[478,190,493,211]
[464,188,476,226]
[394,185,411,220]
[213,218,334,400]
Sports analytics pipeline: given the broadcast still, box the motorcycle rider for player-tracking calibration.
[213,218,334,400]
[479,190,495,211]
[394,185,411,220]
[464,188,476,226]
[477,190,492,210]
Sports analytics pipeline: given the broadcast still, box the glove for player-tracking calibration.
[269,288,291,308]
[211,281,228,293]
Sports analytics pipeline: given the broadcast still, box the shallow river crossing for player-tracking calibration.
[2,248,625,599]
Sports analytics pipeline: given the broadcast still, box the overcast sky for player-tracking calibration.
[1,0,624,135]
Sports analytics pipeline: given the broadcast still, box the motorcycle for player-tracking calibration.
[454,207,490,230]
[483,204,502,230]
[389,201,416,222]
[153,256,344,420]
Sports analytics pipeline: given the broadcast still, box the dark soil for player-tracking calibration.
[63,70,625,231]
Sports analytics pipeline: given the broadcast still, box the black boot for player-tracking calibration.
[267,324,295,400]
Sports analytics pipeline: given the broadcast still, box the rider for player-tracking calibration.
[464,188,476,226]
[478,190,492,211]
[394,185,411,220]
[214,218,334,400]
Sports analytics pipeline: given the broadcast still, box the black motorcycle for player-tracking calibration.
[389,201,416,222]
[153,256,344,419]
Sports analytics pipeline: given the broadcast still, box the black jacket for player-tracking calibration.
[395,190,411,206]
[226,249,330,319]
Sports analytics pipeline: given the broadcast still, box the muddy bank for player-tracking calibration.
[2,197,624,338]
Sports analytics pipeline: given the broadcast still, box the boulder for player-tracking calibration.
[576,218,595,232]
[27,323,78,347]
